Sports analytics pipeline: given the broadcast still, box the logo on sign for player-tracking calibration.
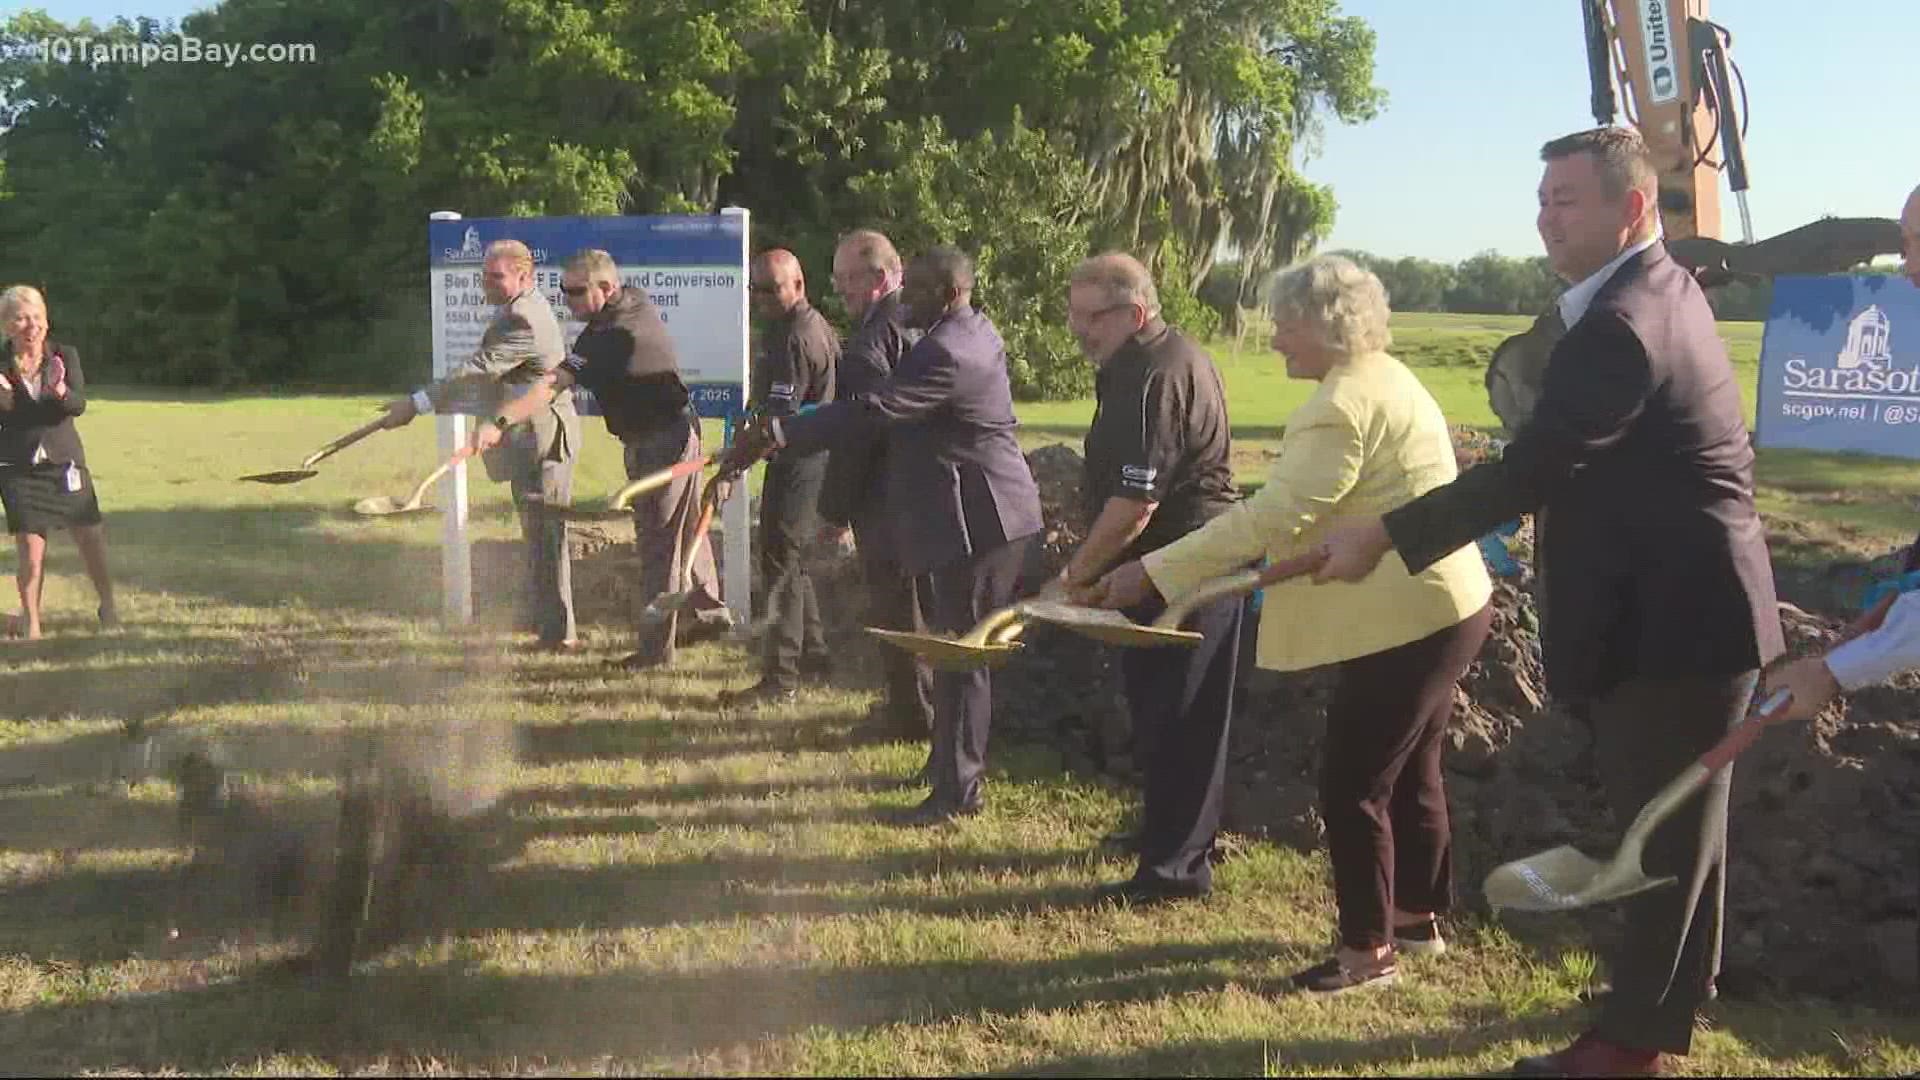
[1783,304,1915,395]
[441,226,549,265]
[1638,0,1679,104]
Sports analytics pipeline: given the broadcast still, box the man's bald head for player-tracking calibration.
[751,248,808,319]
[1901,184,1920,287]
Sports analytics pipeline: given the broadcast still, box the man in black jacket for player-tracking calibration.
[720,249,839,707]
[819,229,935,738]
[1315,127,1784,1078]
[475,248,731,670]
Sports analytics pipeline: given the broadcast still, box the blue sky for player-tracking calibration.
[22,0,1920,263]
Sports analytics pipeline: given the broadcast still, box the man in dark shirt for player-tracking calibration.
[1051,251,1243,904]
[720,249,840,707]
[819,229,936,738]
[474,248,731,670]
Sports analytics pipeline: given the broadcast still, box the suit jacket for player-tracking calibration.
[426,286,578,502]
[1143,351,1492,672]
[779,305,1043,576]
[818,290,920,541]
[0,340,89,471]
[1385,244,1784,699]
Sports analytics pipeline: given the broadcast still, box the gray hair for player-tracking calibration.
[564,248,620,288]
[837,229,902,277]
[1267,254,1392,355]
[1069,251,1161,319]
[0,285,46,324]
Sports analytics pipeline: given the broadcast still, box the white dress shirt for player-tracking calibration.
[1556,232,1662,329]
[1827,590,1920,690]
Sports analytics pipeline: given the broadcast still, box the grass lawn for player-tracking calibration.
[2,314,1916,1075]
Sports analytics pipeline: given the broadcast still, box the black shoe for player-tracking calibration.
[798,656,835,683]
[892,793,981,827]
[614,650,667,672]
[1092,876,1209,908]
[718,679,799,708]
[1289,955,1400,996]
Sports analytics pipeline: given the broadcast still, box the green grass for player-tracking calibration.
[2,315,1917,1075]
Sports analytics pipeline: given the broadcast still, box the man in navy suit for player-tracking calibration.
[1315,127,1784,1077]
[725,246,1044,824]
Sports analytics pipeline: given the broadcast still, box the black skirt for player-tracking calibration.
[0,463,104,535]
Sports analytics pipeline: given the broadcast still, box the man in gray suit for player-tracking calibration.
[381,238,580,650]
[725,246,1044,824]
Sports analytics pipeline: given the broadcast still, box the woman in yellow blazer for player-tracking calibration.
[1081,254,1493,994]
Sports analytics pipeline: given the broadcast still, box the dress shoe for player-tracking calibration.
[1092,876,1208,908]
[717,679,799,709]
[613,650,667,672]
[1512,1030,1663,1077]
[1290,954,1400,996]
[892,793,981,827]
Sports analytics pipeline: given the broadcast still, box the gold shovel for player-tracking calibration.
[1021,549,1332,647]
[638,477,724,625]
[558,455,714,523]
[352,449,470,517]
[866,605,1032,671]
[239,417,389,485]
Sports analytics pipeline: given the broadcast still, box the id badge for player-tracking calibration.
[64,463,82,493]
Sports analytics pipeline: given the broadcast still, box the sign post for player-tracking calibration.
[1755,274,1920,459]
[426,211,754,627]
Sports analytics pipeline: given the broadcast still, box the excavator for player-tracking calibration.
[1486,0,1905,436]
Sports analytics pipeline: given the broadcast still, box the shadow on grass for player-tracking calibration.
[0,938,1294,1075]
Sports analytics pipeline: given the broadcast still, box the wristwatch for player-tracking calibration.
[491,414,512,431]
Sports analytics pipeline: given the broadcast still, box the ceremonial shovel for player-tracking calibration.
[239,417,388,485]
[352,450,469,517]
[638,478,723,625]
[557,456,713,523]
[867,549,1329,670]
[1483,592,1898,912]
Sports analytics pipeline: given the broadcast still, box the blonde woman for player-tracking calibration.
[0,286,117,638]
[1081,254,1492,993]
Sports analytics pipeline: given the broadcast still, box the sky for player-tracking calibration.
[18,0,1920,264]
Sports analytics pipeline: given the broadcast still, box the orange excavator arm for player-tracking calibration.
[1583,0,1901,283]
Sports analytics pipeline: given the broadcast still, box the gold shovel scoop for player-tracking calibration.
[1021,549,1332,647]
[352,450,469,517]
[240,417,389,485]
[866,605,1031,671]
[558,455,714,523]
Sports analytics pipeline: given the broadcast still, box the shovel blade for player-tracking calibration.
[1483,844,1676,912]
[240,470,319,485]
[865,627,1022,670]
[1019,602,1204,647]
[353,496,430,517]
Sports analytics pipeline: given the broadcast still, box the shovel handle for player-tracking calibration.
[608,455,714,511]
[1696,687,1792,774]
[1154,548,1332,630]
[301,417,390,469]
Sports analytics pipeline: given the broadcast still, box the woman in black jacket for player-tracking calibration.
[0,285,117,638]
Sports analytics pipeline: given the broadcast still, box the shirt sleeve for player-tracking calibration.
[1142,396,1364,599]
[1826,591,1920,690]
[1106,368,1181,503]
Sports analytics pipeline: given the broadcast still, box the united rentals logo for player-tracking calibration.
[1783,305,1915,395]
[1638,0,1679,104]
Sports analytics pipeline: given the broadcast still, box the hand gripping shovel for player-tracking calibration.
[240,417,388,485]
[558,455,713,523]
[1482,594,1897,913]
[352,448,470,518]
[1020,549,1331,647]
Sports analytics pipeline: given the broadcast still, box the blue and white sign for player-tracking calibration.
[1755,274,1920,459]
[427,213,750,418]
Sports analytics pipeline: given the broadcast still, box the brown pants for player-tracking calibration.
[1321,605,1493,950]
[624,417,725,664]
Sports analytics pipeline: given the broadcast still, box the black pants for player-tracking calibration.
[924,534,1035,809]
[759,453,829,686]
[1321,605,1492,951]
[1118,590,1245,892]
[1591,670,1758,1056]
[856,517,935,733]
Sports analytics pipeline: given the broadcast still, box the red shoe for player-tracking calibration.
[1512,1030,1663,1076]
